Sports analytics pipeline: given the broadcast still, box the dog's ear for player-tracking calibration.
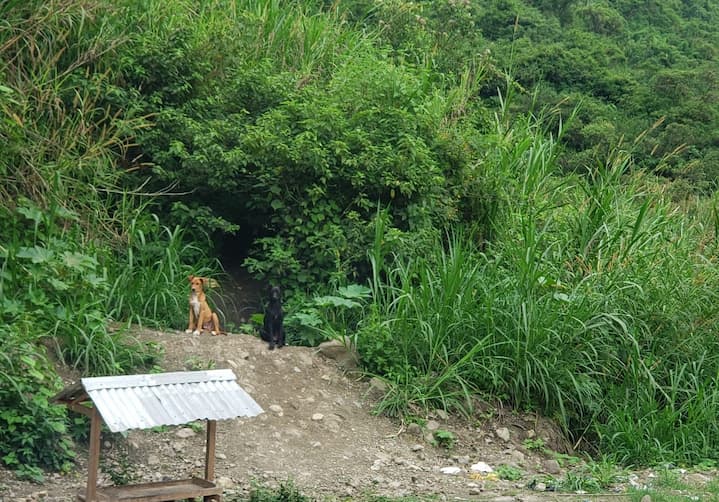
[188,275,195,283]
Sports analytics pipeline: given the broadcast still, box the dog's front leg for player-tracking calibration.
[268,325,276,350]
[186,307,196,334]
[194,311,207,335]
[277,324,285,348]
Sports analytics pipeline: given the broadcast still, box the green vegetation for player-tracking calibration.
[2,0,719,483]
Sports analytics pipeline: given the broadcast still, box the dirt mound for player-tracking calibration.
[1,329,576,501]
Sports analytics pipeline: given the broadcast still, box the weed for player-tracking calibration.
[241,480,311,502]
[101,448,136,486]
[522,438,547,451]
[189,421,204,433]
[433,429,456,450]
[184,357,217,371]
[496,464,524,481]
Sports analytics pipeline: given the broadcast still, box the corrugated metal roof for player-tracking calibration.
[81,369,263,432]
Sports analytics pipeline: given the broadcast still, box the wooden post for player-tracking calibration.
[85,408,102,502]
[205,420,217,481]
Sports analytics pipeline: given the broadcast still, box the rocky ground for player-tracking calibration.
[1,329,717,501]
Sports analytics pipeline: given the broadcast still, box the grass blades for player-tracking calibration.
[359,97,719,465]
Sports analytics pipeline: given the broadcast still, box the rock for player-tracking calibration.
[542,459,561,474]
[175,427,196,439]
[525,429,536,439]
[216,453,227,460]
[269,404,284,415]
[686,472,711,485]
[411,444,424,452]
[369,377,388,394]
[534,482,547,492]
[640,496,651,502]
[494,427,510,442]
[311,413,324,421]
[509,449,526,464]
[147,454,160,465]
[434,409,449,420]
[317,337,360,370]
[407,423,422,436]
[426,420,440,431]
[216,476,234,489]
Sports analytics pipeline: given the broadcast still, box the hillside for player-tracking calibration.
[4,0,719,484]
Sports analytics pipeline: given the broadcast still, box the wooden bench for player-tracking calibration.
[77,477,221,501]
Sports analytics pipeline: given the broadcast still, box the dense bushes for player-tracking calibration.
[0,0,217,479]
[0,329,75,482]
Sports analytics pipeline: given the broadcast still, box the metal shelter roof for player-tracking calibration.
[63,369,263,433]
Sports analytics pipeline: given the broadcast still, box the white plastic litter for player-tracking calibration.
[470,461,494,473]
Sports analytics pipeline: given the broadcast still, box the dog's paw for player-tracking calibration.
[211,331,217,336]
[185,329,192,334]
[192,330,200,336]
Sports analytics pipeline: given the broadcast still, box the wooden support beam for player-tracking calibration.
[85,408,102,502]
[205,420,217,482]
[65,402,94,418]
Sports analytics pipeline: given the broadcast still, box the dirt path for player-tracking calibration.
[0,329,710,501]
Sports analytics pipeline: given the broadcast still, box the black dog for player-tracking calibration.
[260,286,284,350]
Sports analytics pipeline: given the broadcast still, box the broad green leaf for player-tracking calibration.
[17,246,53,263]
[338,284,371,299]
[291,311,322,327]
[85,273,107,287]
[48,278,69,291]
[314,295,361,308]
[17,204,43,224]
[62,251,97,270]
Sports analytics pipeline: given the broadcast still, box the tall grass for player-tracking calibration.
[360,99,719,465]
[236,0,373,74]
[106,214,221,329]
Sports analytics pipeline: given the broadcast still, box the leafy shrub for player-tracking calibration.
[285,284,372,346]
[244,480,311,502]
[0,328,75,481]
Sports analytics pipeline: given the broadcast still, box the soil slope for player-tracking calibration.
[0,329,712,501]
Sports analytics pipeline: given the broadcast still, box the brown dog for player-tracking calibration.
[185,275,223,336]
